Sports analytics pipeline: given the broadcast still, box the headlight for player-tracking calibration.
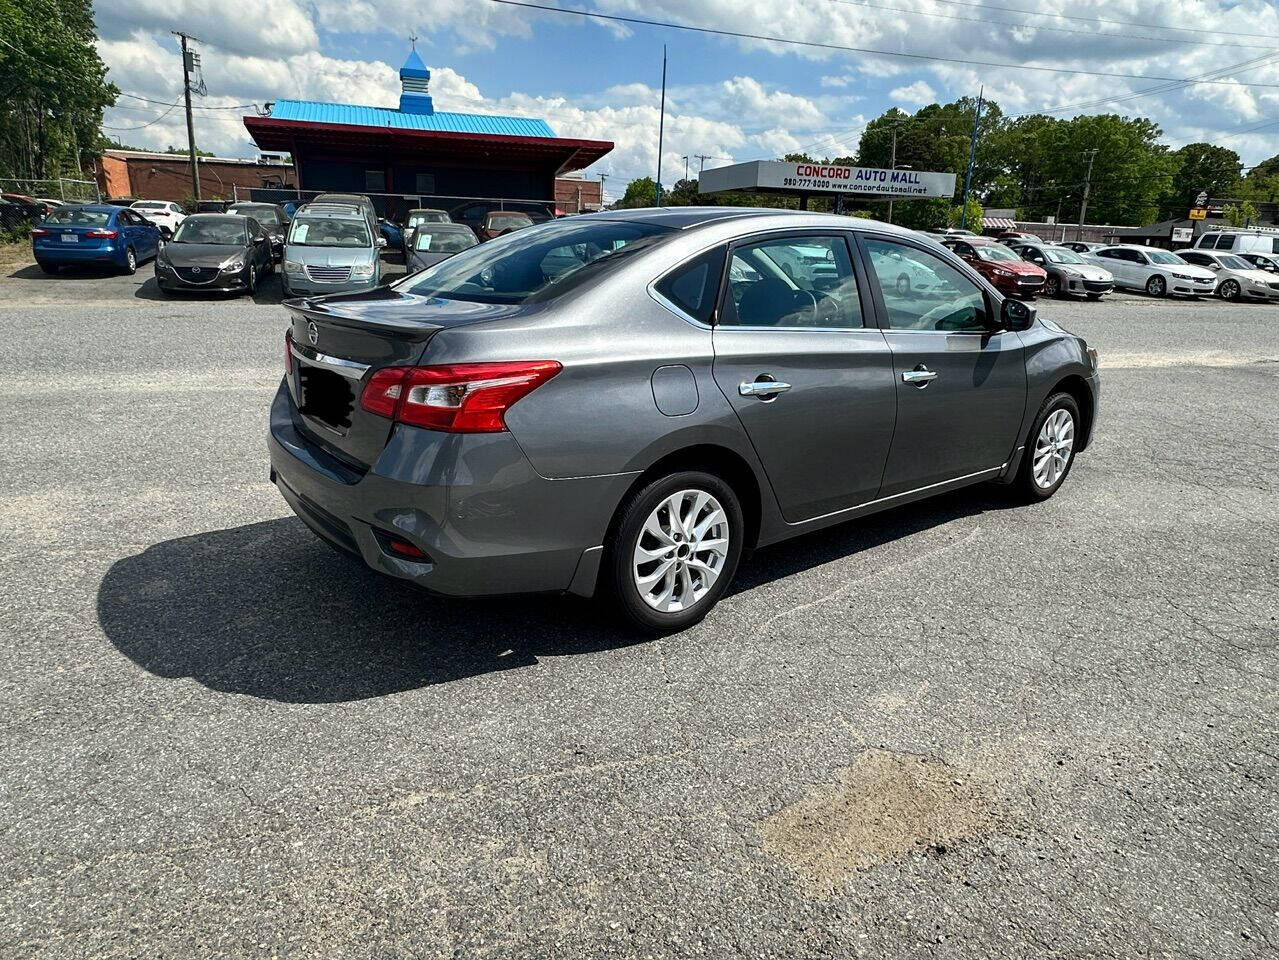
[351,262,376,278]
[222,259,244,272]
[993,268,1013,278]
[1059,267,1080,278]
[283,259,304,274]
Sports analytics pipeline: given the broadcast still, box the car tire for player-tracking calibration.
[246,263,257,295]
[1044,275,1060,297]
[606,470,744,634]
[1014,391,1082,502]
[1218,279,1240,301]
[121,247,137,275]
[36,260,59,275]
[1145,274,1166,297]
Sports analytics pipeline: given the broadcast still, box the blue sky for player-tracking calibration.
[96,0,1279,202]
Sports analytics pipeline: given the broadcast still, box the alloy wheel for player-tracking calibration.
[127,249,136,271]
[1220,280,1239,301]
[1033,408,1075,489]
[1045,276,1059,296]
[631,489,730,613]
[1147,275,1166,296]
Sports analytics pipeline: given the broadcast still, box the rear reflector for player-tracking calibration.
[359,360,561,433]
[385,536,428,560]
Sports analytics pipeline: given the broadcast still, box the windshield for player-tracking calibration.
[229,206,279,226]
[975,244,1020,262]
[400,219,671,304]
[414,229,477,254]
[1218,254,1252,270]
[173,219,244,244]
[46,208,110,226]
[1044,248,1085,264]
[1149,250,1186,265]
[488,214,532,231]
[408,211,447,228]
[288,217,371,247]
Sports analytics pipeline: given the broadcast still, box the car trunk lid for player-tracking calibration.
[285,286,528,467]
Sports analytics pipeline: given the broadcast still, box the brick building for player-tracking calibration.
[97,149,295,203]
[554,175,603,214]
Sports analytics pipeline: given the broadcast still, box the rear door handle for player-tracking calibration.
[901,368,938,385]
[739,379,792,398]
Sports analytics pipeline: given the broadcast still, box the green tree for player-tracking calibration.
[948,198,983,230]
[664,177,700,206]
[618,176,657,208]
[1223,200,1259,227]
[0,0,118,179]
[1158,143,1243,219]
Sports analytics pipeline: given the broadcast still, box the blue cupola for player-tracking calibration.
[399,49,434,115]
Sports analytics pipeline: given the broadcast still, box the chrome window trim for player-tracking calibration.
[289,342,371,380]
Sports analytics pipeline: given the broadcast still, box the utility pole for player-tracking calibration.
[598,173,608,207]
[1077,148,1098,241]
[959,86,984,231]
[655,44,667,207]
[173,31,202,205]
[696,154,713,174]
[887,123,899,225]
[681,155,690,182]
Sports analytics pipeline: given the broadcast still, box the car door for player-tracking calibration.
[707,231,897,523]
[857,234,1027,497]
[1093,249,1128,285]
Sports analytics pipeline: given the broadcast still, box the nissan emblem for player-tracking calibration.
[307,321,319,346]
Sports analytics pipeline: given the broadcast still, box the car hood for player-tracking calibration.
[1164,264,1217,279]
[285,246,374,266]
[406,251,456,271]
[1057,263,1112,281]
[163,243,245,267]
[981,258,1043,275]
[1230,268,1277,284]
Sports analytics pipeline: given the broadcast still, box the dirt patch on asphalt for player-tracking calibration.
[758,749,996,894]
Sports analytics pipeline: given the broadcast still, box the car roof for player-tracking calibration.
[184,214,247,222]
[409,207,448,213]
[414,222,472,230]
[297,202,365,217]
[314,193,373,206]
[57,204,119,213]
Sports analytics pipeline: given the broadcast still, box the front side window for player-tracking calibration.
[400,219,671,304]
[288,217,371,247]
[1044,248,1085,264]
[864,238,988,332]
[173,219,245,245]
[719,235,861,329]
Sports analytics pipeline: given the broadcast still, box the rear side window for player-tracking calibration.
[401,219,672,304]
[1214,234,1236,250]
[654,246,726,324]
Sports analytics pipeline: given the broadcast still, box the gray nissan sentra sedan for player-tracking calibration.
[270,208,1100,632]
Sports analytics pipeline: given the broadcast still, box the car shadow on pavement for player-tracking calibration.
[97,487,1014,703]
[8,263,121,280]
[132,272,287,305]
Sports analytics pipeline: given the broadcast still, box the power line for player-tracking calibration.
[484,0,1279,89]
[825,0,1279,51]
[115,92,256,111]
[916,0,1279,44]
[102,102,182,131]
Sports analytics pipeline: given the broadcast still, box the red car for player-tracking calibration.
[475,210,534,242]
[946,236,1047,299]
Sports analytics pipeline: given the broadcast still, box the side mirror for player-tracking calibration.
[253,234,266,244]
[1209,263,1221,271]
[376,237,388,248]
[1000,298,1035,332]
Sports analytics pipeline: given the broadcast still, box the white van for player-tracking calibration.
[1192,229,1279,256]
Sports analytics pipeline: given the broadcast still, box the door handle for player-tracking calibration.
[739,379,792,398]
[901,367,938,385]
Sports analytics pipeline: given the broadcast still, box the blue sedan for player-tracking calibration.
[31,204,162,274]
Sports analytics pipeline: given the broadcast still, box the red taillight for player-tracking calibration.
[359,361,561,433]
[85,228,118,238]
[284,329,293,377]
[30,227,50,236]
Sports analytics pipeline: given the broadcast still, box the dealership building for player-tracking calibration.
[242,50,612,215]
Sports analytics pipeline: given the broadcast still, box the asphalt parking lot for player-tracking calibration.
[1,261,1276,958]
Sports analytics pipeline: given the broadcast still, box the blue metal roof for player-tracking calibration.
[268,99,557,139]
[400,50,430,79]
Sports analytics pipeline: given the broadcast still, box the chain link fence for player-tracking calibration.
[231,186,558,224]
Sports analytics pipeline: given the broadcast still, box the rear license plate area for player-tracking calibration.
[299,366,355,431]
[61,234,78,243]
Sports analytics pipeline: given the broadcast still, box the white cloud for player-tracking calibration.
[889,81,936,106]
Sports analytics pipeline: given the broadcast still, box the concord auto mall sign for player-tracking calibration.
[699,160,957,199]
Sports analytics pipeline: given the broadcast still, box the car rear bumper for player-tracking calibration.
[267,378,632,598]
[33,242,122,264]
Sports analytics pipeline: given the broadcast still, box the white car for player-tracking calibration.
[130,200,186,237]
[1176,248,1279,301]
[1086,244,1216,298]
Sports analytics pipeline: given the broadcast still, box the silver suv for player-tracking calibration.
[281,203,385,297]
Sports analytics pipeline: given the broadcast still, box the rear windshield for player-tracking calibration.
[229,206,280,226]
[399,219,671,304]
[414,229,477,253]
[173,219,245,245]
[46,208,111,226]
[408,211,448,227]
[132,202,168,210]
[288,217,371,247]
[488,213,533,231]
